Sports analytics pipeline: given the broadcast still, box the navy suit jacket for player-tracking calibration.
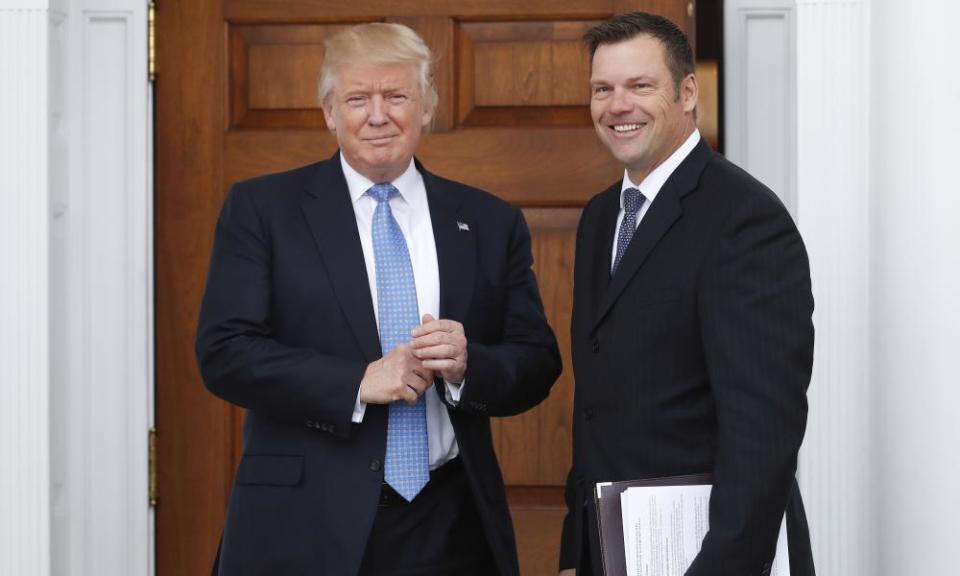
[561,137,816,576]
[196,152,561,576]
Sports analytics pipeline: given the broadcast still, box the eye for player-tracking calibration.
[387,93,409,104]
[633,82,651,90]
[346,95,367,107]
[592,85,611,96]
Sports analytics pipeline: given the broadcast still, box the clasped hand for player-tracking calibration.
[359,314,467,405]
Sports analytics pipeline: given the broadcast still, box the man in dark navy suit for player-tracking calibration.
[559,13,816,576]
[196,22,561,576]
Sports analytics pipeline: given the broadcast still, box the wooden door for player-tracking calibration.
[155,2,693,574]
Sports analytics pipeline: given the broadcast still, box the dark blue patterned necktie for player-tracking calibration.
[368,183,429,501]
[611,187,645,275]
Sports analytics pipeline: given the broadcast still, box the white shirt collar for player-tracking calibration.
[339,153,421,206]
[620,129,702,208]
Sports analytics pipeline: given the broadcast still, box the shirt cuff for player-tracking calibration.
[444,378,465,405]
[351,386,367,423]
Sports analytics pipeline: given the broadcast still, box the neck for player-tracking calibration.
[625,125,696,184]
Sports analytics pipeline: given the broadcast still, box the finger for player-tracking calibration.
[421,358,459,372]
[411,330,463,349]
[403,371,430,394]
[411,364,434,383]
[401,385,419,404]
[411,318,463,337]
[413,343,461,360]
[410,314,437,338]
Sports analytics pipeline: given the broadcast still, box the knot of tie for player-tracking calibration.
[623,187,644,214]
[368,183,399,204]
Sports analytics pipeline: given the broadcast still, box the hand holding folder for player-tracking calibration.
[593,473,790,576]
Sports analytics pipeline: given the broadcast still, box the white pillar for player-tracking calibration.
[794,2,874,575]
[726,1,875,574]
[2,1,153,574]
[871,1,960,574]
[0,2,52,575]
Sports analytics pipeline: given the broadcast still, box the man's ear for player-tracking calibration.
[321,98,337,132]
[680,73,698,114]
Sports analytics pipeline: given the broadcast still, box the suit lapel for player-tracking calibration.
[591,137,713,332]
[301,151,381,362]
[419,161,475,323]
[587,184,621,330]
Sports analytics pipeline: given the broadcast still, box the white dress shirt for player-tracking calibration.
[611,129,702,271]
[340,154,460,469]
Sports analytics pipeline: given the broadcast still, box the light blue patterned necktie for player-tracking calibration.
[368,182,429,501]
[611,187,645,275]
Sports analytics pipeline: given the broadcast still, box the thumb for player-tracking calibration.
[421,313,435,325]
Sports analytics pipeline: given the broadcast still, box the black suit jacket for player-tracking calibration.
[196,152,561,576]
[561,137,816,576]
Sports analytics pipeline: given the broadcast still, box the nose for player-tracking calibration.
[367,95,388,125]
[609,87,632,114]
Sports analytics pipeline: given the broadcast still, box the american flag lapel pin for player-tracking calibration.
[457,221,470,232]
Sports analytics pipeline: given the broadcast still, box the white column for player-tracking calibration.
[871,1,960,574]
[49,0,154,575]
[0,3,52,575]
[727,1,875,575]
[2,0,152,574]
[794,2,874,576]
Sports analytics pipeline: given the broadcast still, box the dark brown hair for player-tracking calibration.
[584,12,695,94]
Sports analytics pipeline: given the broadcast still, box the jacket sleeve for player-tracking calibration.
[195,183,364,439]
[687,192,814,575]
[457,206,562,417]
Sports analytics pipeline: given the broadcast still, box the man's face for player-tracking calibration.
[589,34,697,182]
[322,62,433,183]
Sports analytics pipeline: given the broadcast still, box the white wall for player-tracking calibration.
[872,1,960,573]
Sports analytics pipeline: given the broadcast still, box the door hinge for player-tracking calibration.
[148,2,156,83]
[149,427,158,507]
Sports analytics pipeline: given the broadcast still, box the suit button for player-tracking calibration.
[591,339,600,353]
[370,459,382,472]
[585,407,595,420]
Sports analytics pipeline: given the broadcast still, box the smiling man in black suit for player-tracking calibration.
[196,22,561,576]
[560,12,816,576]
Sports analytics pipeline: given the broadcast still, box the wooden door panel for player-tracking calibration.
[223,129,622,205]
[224,0,672,21]
[157,2,693,575]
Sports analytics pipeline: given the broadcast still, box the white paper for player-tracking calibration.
[620,484,790,576]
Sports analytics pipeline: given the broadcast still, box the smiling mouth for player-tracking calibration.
[610,122,647,134]
[364,134,399,144]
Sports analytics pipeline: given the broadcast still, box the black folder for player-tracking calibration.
[593,473,713,576]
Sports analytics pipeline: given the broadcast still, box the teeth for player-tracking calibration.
[613,124,642,132]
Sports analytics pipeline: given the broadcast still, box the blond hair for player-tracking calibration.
[318,23,438,112]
